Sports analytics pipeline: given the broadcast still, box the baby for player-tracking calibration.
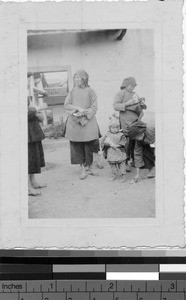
[101,116,127,182]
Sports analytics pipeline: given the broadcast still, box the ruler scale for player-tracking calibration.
[2,251,186,299]
[0,280,186,300]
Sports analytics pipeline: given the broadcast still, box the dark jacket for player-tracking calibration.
[28,107,45,143]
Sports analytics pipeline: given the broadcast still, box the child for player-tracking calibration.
[101,117,127,182]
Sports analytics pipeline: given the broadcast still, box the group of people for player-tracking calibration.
[64,70,155,182]
[27,69,155,196]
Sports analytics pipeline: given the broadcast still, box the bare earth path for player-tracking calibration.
[29,139,155,219]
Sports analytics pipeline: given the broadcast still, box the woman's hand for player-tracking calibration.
[111,144,119,149]
[36,112,44,122]
[77,107,85,113]
[125,99,137,106]
[139,97,145,102]
[73,111,85,117]
[126,97,145,107]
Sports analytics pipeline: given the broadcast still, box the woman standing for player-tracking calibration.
[64,70,99,180]
[28,99,46,196]
[113,77,147,170]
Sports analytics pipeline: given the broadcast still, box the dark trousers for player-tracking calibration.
[28,141,45,174]
[70,140,97,166]
[125,137,135,162]
[141,144,155,169]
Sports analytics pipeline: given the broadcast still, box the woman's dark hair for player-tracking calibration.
[27,72,33,78]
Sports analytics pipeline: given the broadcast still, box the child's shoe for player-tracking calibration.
[125,163,131,172]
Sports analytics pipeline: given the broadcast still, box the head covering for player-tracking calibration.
[34,72,41,79]
[27,72,33,78]
[128,120,146,140]
[74,69,89,87]
[120,77,137,90]
[108,116,120,130]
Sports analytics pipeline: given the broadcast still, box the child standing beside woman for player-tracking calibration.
[101,116,127,182]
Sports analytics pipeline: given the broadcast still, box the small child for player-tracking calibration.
[101,117,127,182]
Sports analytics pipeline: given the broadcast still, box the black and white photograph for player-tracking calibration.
[0,1,184,248]
[27,29,155,219]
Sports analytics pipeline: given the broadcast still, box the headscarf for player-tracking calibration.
[74,69,89,87]
[27,72,33,78]
[128,120,146,140]
[120,77,137,90]
[108,116,120,130]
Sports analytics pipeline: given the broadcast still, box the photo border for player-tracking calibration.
[0,1,184,248]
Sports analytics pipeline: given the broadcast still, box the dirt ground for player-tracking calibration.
[28,138,155,219]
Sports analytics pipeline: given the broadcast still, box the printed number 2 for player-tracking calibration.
[109,283,114,289]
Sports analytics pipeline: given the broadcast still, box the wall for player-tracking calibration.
[28,29,154,132]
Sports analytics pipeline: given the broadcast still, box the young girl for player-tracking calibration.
[101,117,127,182]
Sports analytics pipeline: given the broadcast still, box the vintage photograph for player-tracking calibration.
[27,29,155,219]
[0,1,184,248]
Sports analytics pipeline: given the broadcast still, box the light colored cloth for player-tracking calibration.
[113,89,146,133]
[64,86,99,142]
[102,131,127,163]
